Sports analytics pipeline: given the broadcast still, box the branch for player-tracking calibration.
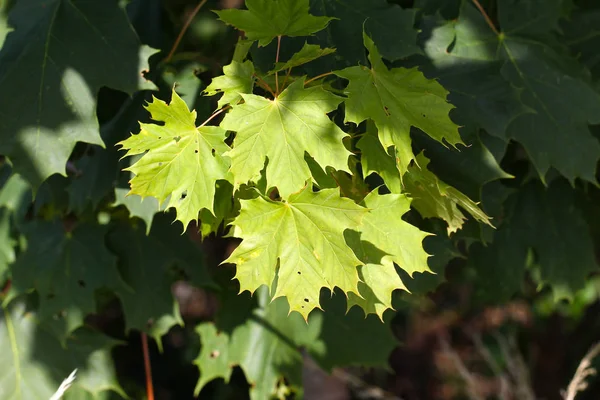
[199,106,230,128]
[470,0,499,35]
[275,35,282,94]
[304,71,334,86]
[563,342,600,400]
[141,332,155,400]
[253,73,276,97]
[165,0,209,63]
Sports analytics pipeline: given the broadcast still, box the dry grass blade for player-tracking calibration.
[49,369,77,400]
[563,342,600,400]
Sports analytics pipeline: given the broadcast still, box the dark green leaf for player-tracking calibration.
[0,297,125,398]
[109,213,214,342]
[7,222,126,338]
[310,0,421,65]
[0,0,156,187]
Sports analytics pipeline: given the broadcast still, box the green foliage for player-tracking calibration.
[220,79,351,198]
[0,0,155,187]
[1,0,600,398]
[118,90,230,229]
[0,298,125,399]
[195,289,396,399]
[225,186,366,319]
[216,0,334,46]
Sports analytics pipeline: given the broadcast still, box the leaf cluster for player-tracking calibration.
[0,0,600,398]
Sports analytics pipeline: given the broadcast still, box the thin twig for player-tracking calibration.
[141,332,155,400]
[563,342,600,400]
[494,333,535,400]
[281,67,292,91]
[165,0,209,62]
[304,71,335,86]
[332,368,403,400]
[275,35,282,94]
[470,0,500,35]
[438,334,484,400]
[468,332,511,400]
[199,106,230,128]
[253,73,276,97]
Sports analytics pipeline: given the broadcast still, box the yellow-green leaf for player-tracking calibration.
[225,186,367,320]
[118,90,230,230]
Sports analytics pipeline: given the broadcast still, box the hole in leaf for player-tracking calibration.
[78,279,86,288]
[422,113,426,117]
[210,350,220,359]
[194,149,198,154]
[174,136,181,143]
[211,148,216,156]
[181,191,187,200]
[304,298,309,303]
[297,271,301,275]
[158,136,162,139]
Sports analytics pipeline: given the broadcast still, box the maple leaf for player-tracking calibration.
[204,60,255,109]
[194,295,314,399]
[336,32,462,178]
[0,298,125,399]
[215,0,334,46]
[118,90,231,230]
[405,153,492,234]
[346,192,431,319]
[220,79,351,199]
[498,0,564,36]
[108,214,214,344]
[0,0,155,188]
[268,43,336,74]
[418,4,528,138]
[310,0,421,65]
[225,186,367,320]
[194,291,396,398]
[6,222,127,339]
[470,180,599,302]
[359,132,491,234]
[113,189,162,234]
[499,37,600,183]
[563,9,600,77]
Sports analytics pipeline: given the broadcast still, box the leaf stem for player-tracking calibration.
[304,71,335,86]
[141,332,155,400]
[281,68,292,92]
[254,73,276,97]
[471,0,499,35]
[199,106,231,128]
[165,0,209,62]
[275,35,282,94]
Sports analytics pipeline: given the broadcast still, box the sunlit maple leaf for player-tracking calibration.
[336,32,462,178]
[220,79,351,199]
[204,60,254,109]
[268,42,336,74]
[224,185,367,320]
[117,90,230,230]
[405,153,492,234]
[215,0,334,46]
[346,192,431,319]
